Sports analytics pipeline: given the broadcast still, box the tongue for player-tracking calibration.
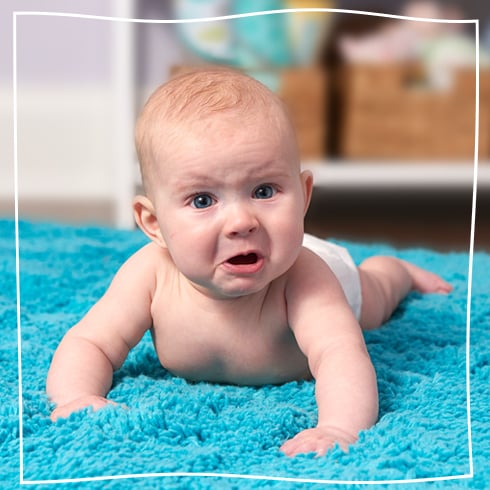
[228,253,258,265]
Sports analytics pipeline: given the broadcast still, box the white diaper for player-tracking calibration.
[302,234,362,320]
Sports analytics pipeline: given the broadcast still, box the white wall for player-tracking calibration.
[2,3,116,223]
[1,0,184,224]
[14,84,114,200]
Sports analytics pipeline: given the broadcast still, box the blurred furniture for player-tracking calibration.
[112,0,137,229]
[276,68,328,159]
[337,64,490,160]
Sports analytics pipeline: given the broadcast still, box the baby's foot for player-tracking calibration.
[401,260,452,294]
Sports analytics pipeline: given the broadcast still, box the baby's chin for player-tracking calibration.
[201,283,270,301]
[186,275,272,301]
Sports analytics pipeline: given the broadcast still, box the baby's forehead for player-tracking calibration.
[148,99,292,159]
[149,70,287,124]
[137,69,299,188]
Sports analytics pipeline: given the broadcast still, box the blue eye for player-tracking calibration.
[191,194,214,209]
[253,184,276,200]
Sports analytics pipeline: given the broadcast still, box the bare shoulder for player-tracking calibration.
[285,247,355,335]
[285,247,342,298]
[107,242,172,297]
[119,242,168,273]
[129,241,168,264]
[65,242,174,364]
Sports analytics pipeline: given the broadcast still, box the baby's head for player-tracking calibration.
[135,67,300,198]
[133,67,313,298]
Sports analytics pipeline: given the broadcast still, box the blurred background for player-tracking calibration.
[2,0,489,251]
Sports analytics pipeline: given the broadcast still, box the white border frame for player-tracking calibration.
[14,8,478,486]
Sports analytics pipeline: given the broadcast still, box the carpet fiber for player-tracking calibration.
[1,219,489,489]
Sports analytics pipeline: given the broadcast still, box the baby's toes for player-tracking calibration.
[401,260,452,294]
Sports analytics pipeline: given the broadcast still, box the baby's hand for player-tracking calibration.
[50,395,115,422]
[280,426,357,457]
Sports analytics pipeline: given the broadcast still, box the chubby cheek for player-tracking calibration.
[269,208,305,263]
[163,219,218,271]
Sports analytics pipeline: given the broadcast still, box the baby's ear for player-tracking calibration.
[301,169,314,215]
[133,196,166,248]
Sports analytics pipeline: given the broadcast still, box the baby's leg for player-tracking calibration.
[358,256,452,330]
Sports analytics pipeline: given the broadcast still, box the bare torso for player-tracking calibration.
[149,251,311,385]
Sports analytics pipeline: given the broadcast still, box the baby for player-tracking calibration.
[46,67,451,457]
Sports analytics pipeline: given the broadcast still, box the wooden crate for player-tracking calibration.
[338,64,489,160]
[275,68,328,160]
[170,65,328,160]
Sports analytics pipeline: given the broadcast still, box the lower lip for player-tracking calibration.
[222,256,265,275]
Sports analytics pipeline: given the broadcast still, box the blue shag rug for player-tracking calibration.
[1,219,489,489]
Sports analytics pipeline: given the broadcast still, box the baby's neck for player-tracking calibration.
[183,276,272,312]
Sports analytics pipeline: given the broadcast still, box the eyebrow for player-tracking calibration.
[173,175,220,192]
[169,161,295,194]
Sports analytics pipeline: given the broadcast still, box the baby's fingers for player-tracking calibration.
[50,395,115,422]
[280,428,334,457]
[281,425,358,457]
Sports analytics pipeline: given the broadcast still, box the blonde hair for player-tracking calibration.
[135,67,295,194]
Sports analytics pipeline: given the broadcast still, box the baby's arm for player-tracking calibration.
[46,244,159,421]
[281,249,378,456]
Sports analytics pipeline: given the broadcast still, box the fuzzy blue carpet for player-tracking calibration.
[1,219,489,489]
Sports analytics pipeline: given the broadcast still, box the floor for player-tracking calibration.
[304,188,489,253]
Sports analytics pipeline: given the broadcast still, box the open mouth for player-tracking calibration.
[227,253,259,265]
[223,252,264,274]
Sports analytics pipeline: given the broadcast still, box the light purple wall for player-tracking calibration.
[2,0,115,84]
[3,1,187,90]
[15,15,113,85]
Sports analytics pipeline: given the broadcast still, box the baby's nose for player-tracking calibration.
[224,204,259,238]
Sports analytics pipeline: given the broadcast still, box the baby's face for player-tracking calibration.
[148,114,312,299]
